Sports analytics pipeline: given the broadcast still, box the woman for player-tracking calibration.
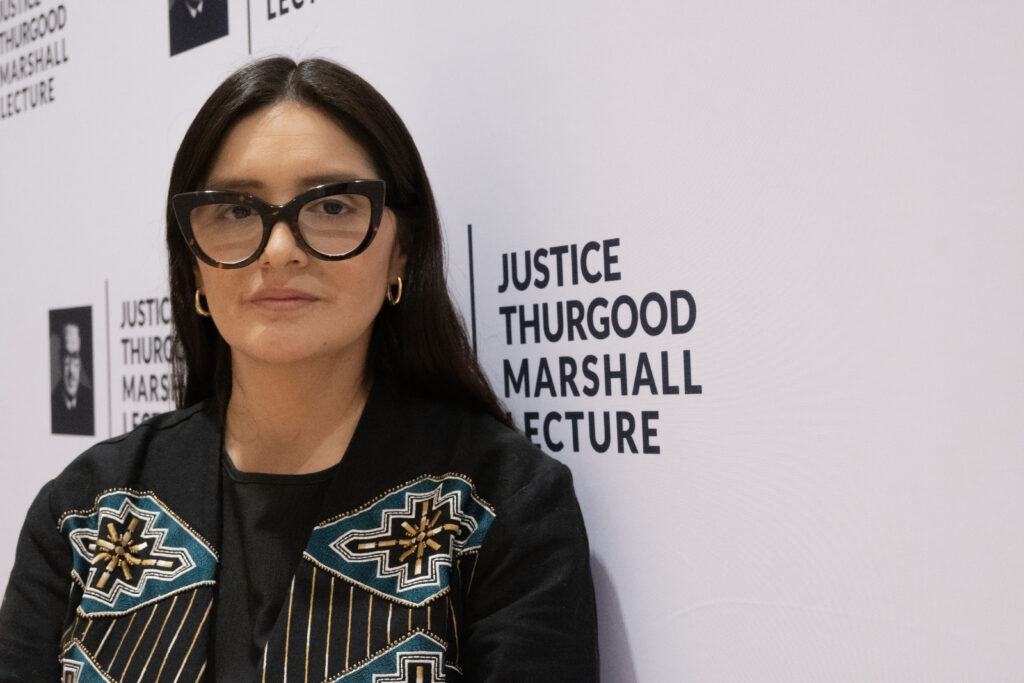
[0,57,598,681]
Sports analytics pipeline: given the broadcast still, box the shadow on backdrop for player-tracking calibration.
[592,553,637,682]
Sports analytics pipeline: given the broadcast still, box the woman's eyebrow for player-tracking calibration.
[201,173,370,192]
[201,177,264,192]
[298,173,369,186]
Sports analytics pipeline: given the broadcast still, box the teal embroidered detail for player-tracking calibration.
[305,476,495,607]
[61,491,217,616]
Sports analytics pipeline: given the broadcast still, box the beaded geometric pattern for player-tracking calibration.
[306,476,494,607]
[61,491,217,616]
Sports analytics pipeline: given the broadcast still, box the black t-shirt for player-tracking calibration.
[213,452,336,679]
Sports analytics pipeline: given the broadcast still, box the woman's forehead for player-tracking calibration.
[205,101,378,193]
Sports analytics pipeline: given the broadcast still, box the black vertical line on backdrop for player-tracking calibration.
[105,280,112,438]
[246,0,252,54]
[467,224,477,356]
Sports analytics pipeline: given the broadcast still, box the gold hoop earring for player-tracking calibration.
[386,277,403,306]
[194,289,212,317]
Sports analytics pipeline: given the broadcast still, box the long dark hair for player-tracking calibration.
[166,56,509,426]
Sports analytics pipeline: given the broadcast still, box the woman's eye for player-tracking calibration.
[319,200,346,215]
[221,204,252,220]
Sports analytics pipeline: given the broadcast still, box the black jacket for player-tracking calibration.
[0,380,599,681]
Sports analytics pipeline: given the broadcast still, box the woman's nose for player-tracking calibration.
[260,220,308,267]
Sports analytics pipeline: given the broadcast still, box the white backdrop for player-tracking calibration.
[2,1,1023,680]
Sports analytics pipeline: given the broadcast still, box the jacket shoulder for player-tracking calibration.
[47,403,221,516]
[396,393,574,505]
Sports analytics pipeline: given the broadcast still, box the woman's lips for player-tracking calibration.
[250,288,318,311]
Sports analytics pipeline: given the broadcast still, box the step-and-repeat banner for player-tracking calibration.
[2,2,1023,679]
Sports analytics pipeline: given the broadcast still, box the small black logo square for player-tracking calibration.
[169,0,229,57]
[50,307,95,436]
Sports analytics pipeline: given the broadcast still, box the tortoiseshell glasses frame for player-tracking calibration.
[172,180,386,269]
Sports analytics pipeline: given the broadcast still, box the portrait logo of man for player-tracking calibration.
[168,0,229,57]
[49,307,94,436]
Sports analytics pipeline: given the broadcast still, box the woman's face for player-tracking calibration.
[194,101,405,372]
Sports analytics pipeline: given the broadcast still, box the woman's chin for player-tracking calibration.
[229,334,367,372]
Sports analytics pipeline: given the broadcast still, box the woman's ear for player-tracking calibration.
[389,243,408,281]
[386,212,409,280]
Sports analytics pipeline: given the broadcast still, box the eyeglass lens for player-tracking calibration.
[189,193,373,265]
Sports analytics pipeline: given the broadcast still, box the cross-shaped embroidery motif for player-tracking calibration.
[337,492,473,590]
[87,512,181,591]
[347,498,463,576]
[85,510,183,594]
[63,492,213,614]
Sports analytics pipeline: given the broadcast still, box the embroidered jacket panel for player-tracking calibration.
[0,380,599,682]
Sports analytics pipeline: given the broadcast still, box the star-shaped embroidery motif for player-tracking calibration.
[348,498,463,576]
[334,490,475,591]
[67,500,195,607]
[87,512,181,591]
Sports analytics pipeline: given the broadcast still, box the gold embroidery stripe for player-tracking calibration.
[194,660,206,681]
[156,590,197,683]
[262,642,268,683]
[173,595,212,683]
[285,575,295,682]
[95,618,117,659]
[302,553,452,609]
[61,584,77,645]
[325,576,334,678]
[366,595,373,658]
[109,610,137,669]
[466,553,479,593]
[305,567,316,683]
[345,585,353,668]
[121,602,159,679]
[63,614,79,646]
[140,595,178,678]
[387,602,393,644]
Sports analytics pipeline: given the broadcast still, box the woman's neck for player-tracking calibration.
[224,353,370,475]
